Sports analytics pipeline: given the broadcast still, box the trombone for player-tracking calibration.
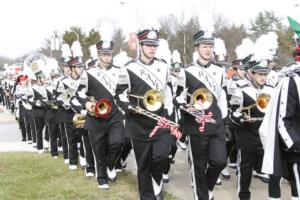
[128,89,179,127]
[181,88,216,123]
[239,93,271,122]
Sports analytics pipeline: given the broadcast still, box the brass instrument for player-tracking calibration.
[61,88,76,110]
[240,93,271,122]
[47,100,58,110]
[73,113,86,128]
[128,89,179,127]
[188,88,213,110]
[128,89,164,112]
[87,96,112,118]
[180,88,216,130]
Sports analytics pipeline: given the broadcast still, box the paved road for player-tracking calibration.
[0,110,293,200]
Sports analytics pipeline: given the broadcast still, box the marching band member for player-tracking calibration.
[56,45,72,164]
[56,55,86,170]
[175,29,228,200]
[76,39,124,189]
[115,28,177,200]
[230,60,273,200]
[44,67,61,158]
[14,75,30,142]
[260,31,300,199]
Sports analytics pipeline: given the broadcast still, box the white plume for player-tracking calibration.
[214,38,227,61]
[71,41,83,57]
[253,32,278,60]
[198,11,215,34]
[235,38,255,59]
[172,50,181,64]
[61,44,72,58]
[89,45,98,60]
[155,39,171,64]
[113,51,131,67]
[99,22,113,41]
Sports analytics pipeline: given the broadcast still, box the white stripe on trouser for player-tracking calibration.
[33,118,39,148]
[87,131,99,183]
[188,136,198,200]
[81,135,88,174]
[23,116,28,140]
[293,163,300,200]
[237,149,242,200]
[47,124,52,152]
[64,123,71,164]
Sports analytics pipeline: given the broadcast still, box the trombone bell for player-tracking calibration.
[143,89,164,112]
[190,88,213,110]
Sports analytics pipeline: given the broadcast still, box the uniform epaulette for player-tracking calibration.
[124,59,136,66]
[154,58,167,64]
[61,76,68,81]
[184,63,194,69]
[236,79,249,88]
[264,83,274,88]
[111,64,120,69]
[211,61,224,68]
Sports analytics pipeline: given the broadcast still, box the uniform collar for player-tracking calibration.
[98,63,113,71]
[196,59,211,68]
[139,57,155,65]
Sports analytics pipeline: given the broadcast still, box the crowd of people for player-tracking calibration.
[0,26,299,200]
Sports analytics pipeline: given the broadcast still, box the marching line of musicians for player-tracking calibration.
[0,28,299,200]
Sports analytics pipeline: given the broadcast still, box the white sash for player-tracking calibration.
[188,66,221,100]
[89,68,116,96]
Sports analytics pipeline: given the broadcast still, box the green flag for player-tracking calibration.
[287,16,300,38]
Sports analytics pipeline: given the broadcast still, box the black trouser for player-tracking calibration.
[24,115,32,141]
[33,117,45,150]
[64,122,80,165]
[46,118,59,157]
[88,122,123,185]
[226,129,237,164]
[59,122,68,160]
[268,175,299,198]
[79,129,95,174]
[237,150,264,200]
[116,137,132,169]
[164,136,177,175]
[19,115,26,141]
[44,125,49,142]
[132,134,173,200]
[189,134,227,200]
[29,116,36,144]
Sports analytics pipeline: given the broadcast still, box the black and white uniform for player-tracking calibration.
[44,79,60,157]
[56,75,84,166]
[115,58,175,199]
[70,92,95,175]
[175,60,228,200]
[260,63,300,199]
[225,76,249,165]
[14,84,29,142]
[55,75,69,160]
[230,79,274,200]
[76,64,124,186]
[28,83,47,150]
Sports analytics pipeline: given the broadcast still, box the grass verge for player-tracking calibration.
[0,152,177,200]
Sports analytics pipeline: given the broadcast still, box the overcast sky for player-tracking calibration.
[0,0,299,58]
